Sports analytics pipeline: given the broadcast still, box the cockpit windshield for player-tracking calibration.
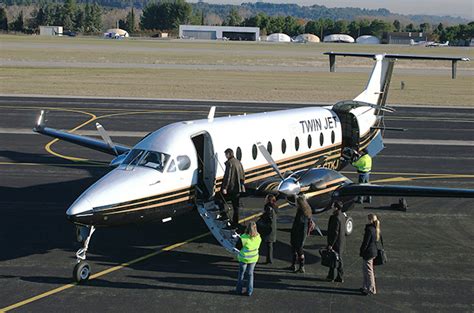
[122,149,170,172]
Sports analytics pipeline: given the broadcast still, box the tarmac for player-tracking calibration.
[0,96,473,313]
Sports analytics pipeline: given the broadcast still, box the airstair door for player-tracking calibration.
[191,131,217,201]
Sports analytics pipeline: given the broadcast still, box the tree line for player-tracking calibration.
[1,1,472,45]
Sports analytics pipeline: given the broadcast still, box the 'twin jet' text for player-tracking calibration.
[299,116,338,134]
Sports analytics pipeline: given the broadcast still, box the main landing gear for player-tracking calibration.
[73,226,95,283]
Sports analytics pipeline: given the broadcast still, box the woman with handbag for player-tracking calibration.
[287,195,312,273]
[260,194,278,264]
[359,213,381,295]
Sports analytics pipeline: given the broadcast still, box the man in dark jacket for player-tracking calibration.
[219,148,245,227]
[326,201,346,282]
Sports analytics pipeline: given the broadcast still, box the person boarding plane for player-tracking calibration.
[33,52,472,283]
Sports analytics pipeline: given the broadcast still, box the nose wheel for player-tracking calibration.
[73,226,95,283]
[343,213,353,236]
[73,261,91,282]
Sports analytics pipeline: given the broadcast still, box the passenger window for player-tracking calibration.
[177,155,191,171]
[295,137,300,151]
[252,144,258,160]
[331,130,335,144]
[167,160,176,172]
[236,147,242,161]
[320,133,324,146]
[307,134,312,148]
[281,139,287,154]
[267,141,273,155]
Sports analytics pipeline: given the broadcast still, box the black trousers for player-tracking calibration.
[218,192,241,225]
[266,242,273,263]
[327,254,344,280]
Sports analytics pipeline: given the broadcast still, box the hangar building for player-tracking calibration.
[324,34,355,43]
[179,25,260,41]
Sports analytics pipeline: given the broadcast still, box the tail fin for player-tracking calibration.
[324,52,469,107]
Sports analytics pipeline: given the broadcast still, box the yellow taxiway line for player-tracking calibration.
[0,212,263,312]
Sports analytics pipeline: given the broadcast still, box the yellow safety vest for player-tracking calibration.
[352,154,372,173]
[238,234,262,264]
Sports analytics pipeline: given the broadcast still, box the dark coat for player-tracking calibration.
[222,157,245,194]
[290,209,309,250]
[327,212,346,254]
[359,224,378,260]
[261,203,277,243]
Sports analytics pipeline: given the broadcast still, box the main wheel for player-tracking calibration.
[73,261,91,283]
[345,217,354,236]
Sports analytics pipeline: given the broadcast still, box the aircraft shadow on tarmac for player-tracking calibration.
[19,248,362,296]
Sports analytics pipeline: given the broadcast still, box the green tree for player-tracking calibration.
[62,0,77,30]
[393,19,401,32]
[369,19,393,38]
[141,0,191,30]
[223,7,241,26]
[0,7,8,31]
[126,8,136,32]
[419,22,431,33]
[9,11,24,32]
[333,20,348,34]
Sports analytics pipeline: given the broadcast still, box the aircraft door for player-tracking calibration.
[191,132,217,201]
[337,111,360,152]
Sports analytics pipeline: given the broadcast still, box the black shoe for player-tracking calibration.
[223,224,236,231]
[297,266,305,273]
[216,215,228,221]
[325,277,334,282]
[355,200,363,204]
[364,199,372,203]
[286,265,296,272]
[334,277,344,283]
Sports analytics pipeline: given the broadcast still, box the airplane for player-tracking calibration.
[33,52,473,283]
[426,41,449,47]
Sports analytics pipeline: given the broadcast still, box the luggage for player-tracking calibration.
[319,248,340,268]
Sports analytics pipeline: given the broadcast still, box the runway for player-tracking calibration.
[0,96,473,312]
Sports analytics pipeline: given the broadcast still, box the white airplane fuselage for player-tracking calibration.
[67,105,378,227]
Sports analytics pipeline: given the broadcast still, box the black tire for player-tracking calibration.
[73,261,91,283]
[345,217,354,236]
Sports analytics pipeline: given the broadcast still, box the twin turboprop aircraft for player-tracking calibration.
[34,52,472,283]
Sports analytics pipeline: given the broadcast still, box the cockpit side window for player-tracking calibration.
[167,160,176,172]
[139,151,170,172]
[122,149,170,172]
[177,155,191,171]
[123,149,145,167]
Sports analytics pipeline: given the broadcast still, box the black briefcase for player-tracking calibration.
[319,248,339,268]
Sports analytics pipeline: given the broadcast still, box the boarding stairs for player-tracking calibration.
[197,200,240,255]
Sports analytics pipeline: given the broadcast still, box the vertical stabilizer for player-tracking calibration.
[353,55,395,106]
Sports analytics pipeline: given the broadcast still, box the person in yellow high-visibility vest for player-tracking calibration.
[352,149,372,203]
[235,221,262,296]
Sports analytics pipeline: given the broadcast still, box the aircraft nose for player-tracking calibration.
[66,197,93,219]
[278,177,301,196]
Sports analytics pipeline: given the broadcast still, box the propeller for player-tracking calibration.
[96,122,118,156]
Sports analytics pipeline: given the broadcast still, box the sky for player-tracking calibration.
[194,0,474,19]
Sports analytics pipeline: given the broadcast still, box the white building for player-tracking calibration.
[294,33,320,43]
[323,34,355,43]
[266,33,291,42]
[104,28,129,39]
[179,25,259,41]
[39,26,63,36]
[356,35,380,44]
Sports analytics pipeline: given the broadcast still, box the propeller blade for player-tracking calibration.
[96,122,118,156]
[257,142,284,180]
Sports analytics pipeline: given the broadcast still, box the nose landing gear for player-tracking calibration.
[73,226,95,283]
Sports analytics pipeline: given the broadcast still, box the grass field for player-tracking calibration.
[1,35,473,105]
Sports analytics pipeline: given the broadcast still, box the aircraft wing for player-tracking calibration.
[333,184,474,198]
[33,111,130,156]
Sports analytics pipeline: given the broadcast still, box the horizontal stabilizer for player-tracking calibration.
[323,52,469,62]
[333,184,474,198]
